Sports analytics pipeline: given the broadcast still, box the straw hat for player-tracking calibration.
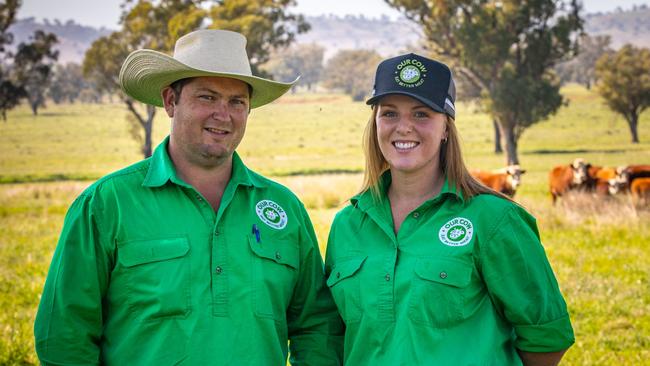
[119,29,298,109]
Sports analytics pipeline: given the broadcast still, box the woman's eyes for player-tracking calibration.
[380,111,429,119]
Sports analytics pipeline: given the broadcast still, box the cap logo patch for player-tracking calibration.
[395,58,427,88]
[256,200,288,229]
[438,217,473,246]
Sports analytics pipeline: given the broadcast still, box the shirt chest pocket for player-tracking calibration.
[408,257,473,328]
[326,256,367,323]
[248,235,299,321]
[118,237,191,322]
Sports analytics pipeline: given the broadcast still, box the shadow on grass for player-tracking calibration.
[0,173,100,184]
[523,148,627,155]
[276,168,362,177]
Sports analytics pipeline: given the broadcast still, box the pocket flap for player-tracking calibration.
[414,258,472,288]
[327,256,367,287]
[120,237,190,267]
[248,236,299,269]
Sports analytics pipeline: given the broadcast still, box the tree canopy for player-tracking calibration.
[322,49,382,102]
[385,0,583,164]
[264,43,324,89]
[595,44,650,143]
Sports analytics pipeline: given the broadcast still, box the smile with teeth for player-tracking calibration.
[205,127,228,135]
[393,141,419,150]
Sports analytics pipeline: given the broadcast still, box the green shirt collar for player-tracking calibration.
[143,136,264,189]
[351,170,464,212]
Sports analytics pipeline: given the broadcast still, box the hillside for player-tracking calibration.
[6,6,650,64]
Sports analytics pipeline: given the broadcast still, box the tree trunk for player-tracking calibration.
[493,119,503,154]
[31,101,38,116]
[142,105,156,158]
[499,121,519,165]
[628,113,639,143]
[2,110,6,122]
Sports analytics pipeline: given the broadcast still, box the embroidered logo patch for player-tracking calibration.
[438,217,474,247]
[394,58,427,88]
[255,200,288,230]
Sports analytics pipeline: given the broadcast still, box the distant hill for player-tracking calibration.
[6,6,650,65]
[7,17,111,64]
[297,15,422,60]
[583,5,650,49]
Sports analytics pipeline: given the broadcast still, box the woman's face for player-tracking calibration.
[376,94,448,176]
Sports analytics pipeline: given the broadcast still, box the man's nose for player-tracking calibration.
[210,100,230,120]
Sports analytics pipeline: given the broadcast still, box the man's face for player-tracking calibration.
[163,76,250,169]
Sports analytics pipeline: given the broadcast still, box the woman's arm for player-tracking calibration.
[518,349,568,366]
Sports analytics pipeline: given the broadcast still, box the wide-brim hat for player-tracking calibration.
[119,29,298,109]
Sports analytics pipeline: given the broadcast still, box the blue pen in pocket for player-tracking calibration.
[252,224,261,243]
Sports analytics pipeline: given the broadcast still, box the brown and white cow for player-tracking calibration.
[610,165,650,194]
[471,165,526,197]
[587,166,619,196]
[548,158,590,204]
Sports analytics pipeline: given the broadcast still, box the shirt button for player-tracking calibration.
[336,272,341,278]
[275,251,282,260]
[413,212,420,218]
[439,271,448,279]
[385,274,391,281]
[215,266,223,274]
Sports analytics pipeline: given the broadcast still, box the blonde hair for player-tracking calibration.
[360,106,508,201]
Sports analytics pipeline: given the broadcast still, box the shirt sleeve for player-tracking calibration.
[478,205,575,352]
[34,189,113,365]
[287,203,344,366]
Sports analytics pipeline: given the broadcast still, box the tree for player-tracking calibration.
[264,43,324,90]
[385,0,583,165]
[0,0,23,121]
[13,30,59,115]
[555,34,611,89]
[322,49,382,101]
[83,0,308,158]
[49,63,88,104]
[595,45,650,143]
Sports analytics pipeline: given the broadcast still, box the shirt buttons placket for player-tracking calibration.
[439,271,448,279]
[215,266,223,274]
[412,212,420,219]
[385,274,391,281]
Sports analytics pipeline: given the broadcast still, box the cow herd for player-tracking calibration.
[471,159,650,205]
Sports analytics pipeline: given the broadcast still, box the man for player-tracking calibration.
[34,29,343,365]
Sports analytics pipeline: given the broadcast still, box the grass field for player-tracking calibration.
[0,85,649,365]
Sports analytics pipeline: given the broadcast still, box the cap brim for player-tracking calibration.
[119,49,298,109]
[366,91,451,117]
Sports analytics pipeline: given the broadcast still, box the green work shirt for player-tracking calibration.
[35,137,343,365]
[325,173,574,365]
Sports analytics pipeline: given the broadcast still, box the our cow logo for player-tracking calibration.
[400,65,421,84]
[438,217,474,247]
[394,58,427,88]
[256,200,288,229]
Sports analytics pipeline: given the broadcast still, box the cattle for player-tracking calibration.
[548,158,590,204]
[630,177,650,205]
[611,165,650,194]
[471,165,526,197]
[587,166,619,196]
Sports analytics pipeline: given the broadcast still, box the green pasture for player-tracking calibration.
[0,85,649,365]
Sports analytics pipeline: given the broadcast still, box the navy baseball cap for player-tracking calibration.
[366,53,456,119]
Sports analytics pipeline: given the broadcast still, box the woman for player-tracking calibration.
[325,53,574,365]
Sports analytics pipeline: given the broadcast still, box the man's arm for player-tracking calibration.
[34,191,112,365]
[287,203,344,366]
[518,349,568,366]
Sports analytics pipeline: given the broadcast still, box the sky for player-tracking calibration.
[19,0,650,30]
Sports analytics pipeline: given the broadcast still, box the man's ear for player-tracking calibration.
[161,87,176,117]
